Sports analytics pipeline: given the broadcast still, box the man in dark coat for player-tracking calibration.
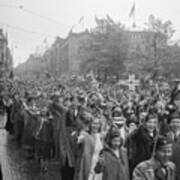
[11,94,24,146]
[3,95,13,134]
[0,164,3,180]
[126,113,158,177]
[48,95,62,159]
[168,111,180,180]
[49,95,75,180]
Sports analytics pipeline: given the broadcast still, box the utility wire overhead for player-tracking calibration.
[0,22,55,38]
[0,4,69,28]
[18,5,69,28]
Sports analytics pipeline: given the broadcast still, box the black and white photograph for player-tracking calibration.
[0,0,180,179]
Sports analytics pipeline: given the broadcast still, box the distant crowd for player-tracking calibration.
[1,74,180,180]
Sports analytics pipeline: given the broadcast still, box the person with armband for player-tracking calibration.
[133,135,176,180]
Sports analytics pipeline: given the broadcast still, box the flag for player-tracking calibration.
[78,16,84,24]
[129,1,135,17]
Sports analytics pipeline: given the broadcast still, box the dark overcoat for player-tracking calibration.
[126,125,156,176]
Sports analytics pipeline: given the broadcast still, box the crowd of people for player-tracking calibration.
[1,74,180,180]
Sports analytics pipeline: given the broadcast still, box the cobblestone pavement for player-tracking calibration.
[0,114,61,180]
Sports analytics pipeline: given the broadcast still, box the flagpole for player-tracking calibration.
[129,0,136,28]
[133,2,136,28]
[132,0,136,28]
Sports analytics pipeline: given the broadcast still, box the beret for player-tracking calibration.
[156,136,173,150]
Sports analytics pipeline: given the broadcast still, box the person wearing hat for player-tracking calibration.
[126,114,138,135]
[133,135,175,180]
[167,111,180,144]
[87,92,101,115]
[94,127,129,180]
[111,106,129,145]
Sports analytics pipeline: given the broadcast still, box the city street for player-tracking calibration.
[0,114,61,180]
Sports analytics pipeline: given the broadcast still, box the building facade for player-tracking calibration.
[0,29,13,79]
[15,28,167,78]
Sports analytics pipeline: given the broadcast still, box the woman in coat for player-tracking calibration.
[94,128,129,180]
[73,110,95,180]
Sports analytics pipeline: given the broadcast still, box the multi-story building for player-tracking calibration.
[61,29,166,75]
[15,28,167,78]
[54,31,91,75]
[0,29,13,79]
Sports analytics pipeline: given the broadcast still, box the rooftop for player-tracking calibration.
[0,29,7,42]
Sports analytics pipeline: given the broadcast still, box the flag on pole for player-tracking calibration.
[78,16,84,24]
[129,1,135,17]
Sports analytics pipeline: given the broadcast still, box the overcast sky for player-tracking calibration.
[1,0,180,67]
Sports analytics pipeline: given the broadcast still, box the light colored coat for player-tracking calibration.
[133,158,176,180]
[74,131,95,180]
